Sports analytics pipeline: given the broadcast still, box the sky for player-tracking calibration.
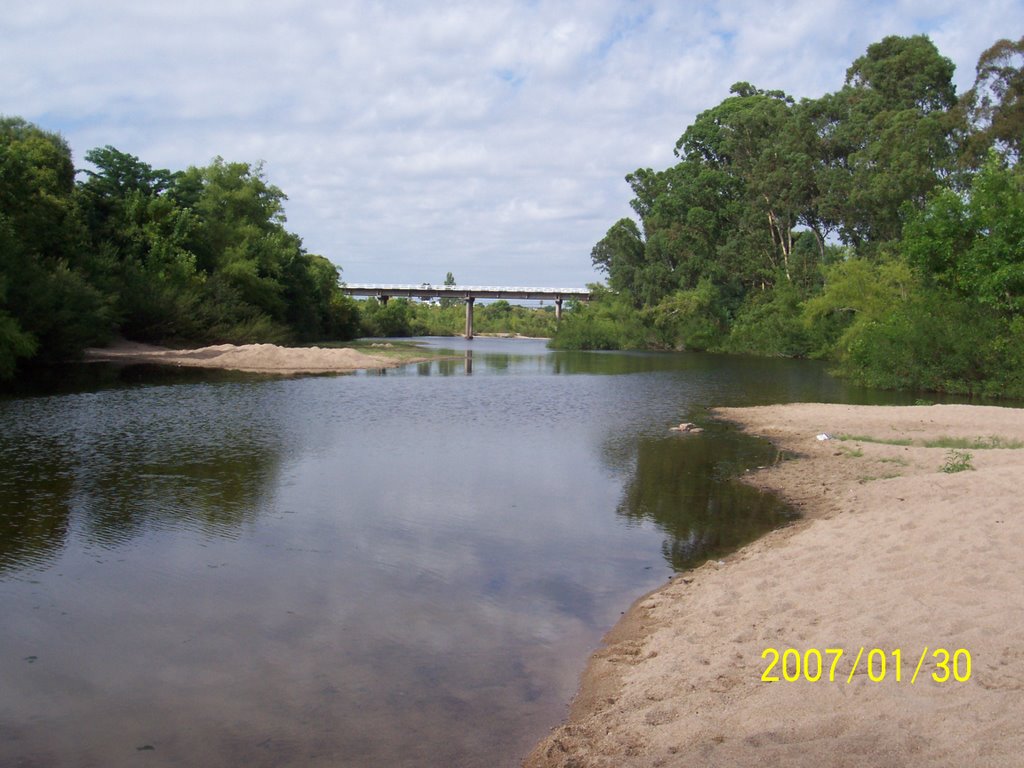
[3,1,1023,289]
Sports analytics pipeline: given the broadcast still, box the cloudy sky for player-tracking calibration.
[4,1,1022,288]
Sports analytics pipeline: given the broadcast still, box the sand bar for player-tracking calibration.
[526,403,1024,768]
[83,339,429,374]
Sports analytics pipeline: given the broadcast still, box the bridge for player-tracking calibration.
[340,284,592,338]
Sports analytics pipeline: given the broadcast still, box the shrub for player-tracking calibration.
[941,450,974,473]
[549,291,648,350]
[645,280,727,351]
[836,289,1022,396]
[725,282,811,357]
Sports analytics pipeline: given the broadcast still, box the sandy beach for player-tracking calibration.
[83,339,430,374]
[526,403,1024,768]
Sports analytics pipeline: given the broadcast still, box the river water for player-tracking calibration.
[0,338,910,767]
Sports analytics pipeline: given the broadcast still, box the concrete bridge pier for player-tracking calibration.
[465,297,475,339]
[555,297,563,323]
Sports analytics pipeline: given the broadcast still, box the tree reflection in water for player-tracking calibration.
[609,419,797,570]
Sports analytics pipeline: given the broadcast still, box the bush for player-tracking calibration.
[207,315,294,346]
[645,280,726,351]
[725,282,811,357]
[359,298,415,337]
[836,289,1024,397]
[0,308,36,379]
[549,291,648,350]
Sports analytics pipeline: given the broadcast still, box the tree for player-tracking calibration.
[0,241,37,378]
[280,253,359,341]
[808,35,957,250]
[960,37,1024,166]
[676,83,821,284]
[79,146,176,221]
[76,145,199,340]
[177,158,301,337]
[902,152,1024,313]
[618,160,744,304]
[0,117,365,374]
[590,217,646,303]
[0,117,108,368]
[441,271,458,308]
[0,117,80,260]
[360,297,415,337]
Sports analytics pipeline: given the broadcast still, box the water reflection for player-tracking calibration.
[608,422,796,570]
[0,383,288,567]
[0,438,73,573]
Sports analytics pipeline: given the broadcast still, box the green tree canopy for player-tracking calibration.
[0,122,362,379]
[808,35,958,250]
[903,153,1024,313]
[960,36,1024,166]
[0,117,108,365]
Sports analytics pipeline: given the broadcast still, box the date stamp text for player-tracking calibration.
[760,647,972,684]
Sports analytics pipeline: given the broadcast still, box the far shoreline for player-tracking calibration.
[81,338,446,375]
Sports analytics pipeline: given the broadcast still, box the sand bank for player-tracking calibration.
[526,403,1024,768]
[83,339,428,374]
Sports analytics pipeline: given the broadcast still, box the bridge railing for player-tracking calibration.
[341,283,590,296]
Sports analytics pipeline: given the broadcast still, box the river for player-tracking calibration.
[0,338,912,767]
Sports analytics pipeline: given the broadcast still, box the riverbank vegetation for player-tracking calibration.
[0,127,363,379]
[552,35,1024,399]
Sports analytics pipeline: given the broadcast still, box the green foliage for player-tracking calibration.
[941,450,974,473]
[676,83,821,285]
[440,271,458,308]
[355,298,560,340]
[925,435,1024,449]
[0,310,35,378]
[359,298,417,338]
[591,217,649,304]
[805,36,957,251]
[574,34,1024,399]
[903,153,1024,313]
[836,288,1024,397]
[0,117,361,380]
[0,267,37,378]
[725,281,812,357]
[411,302,464,336]
[0,118,111,365]
[959,36,1024,166]
[835,434,914,446]
[549,288,649,350]
[645,280,726,351]
[845,35,957,113]
[281,253,360,341]
[474,300,557,337]
[802,256,918,355]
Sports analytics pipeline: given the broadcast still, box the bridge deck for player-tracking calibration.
[340,284,591,301]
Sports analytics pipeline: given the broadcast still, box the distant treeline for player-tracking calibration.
[552,35,1024,399]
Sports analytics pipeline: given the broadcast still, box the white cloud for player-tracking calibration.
[2,0,1021,286]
